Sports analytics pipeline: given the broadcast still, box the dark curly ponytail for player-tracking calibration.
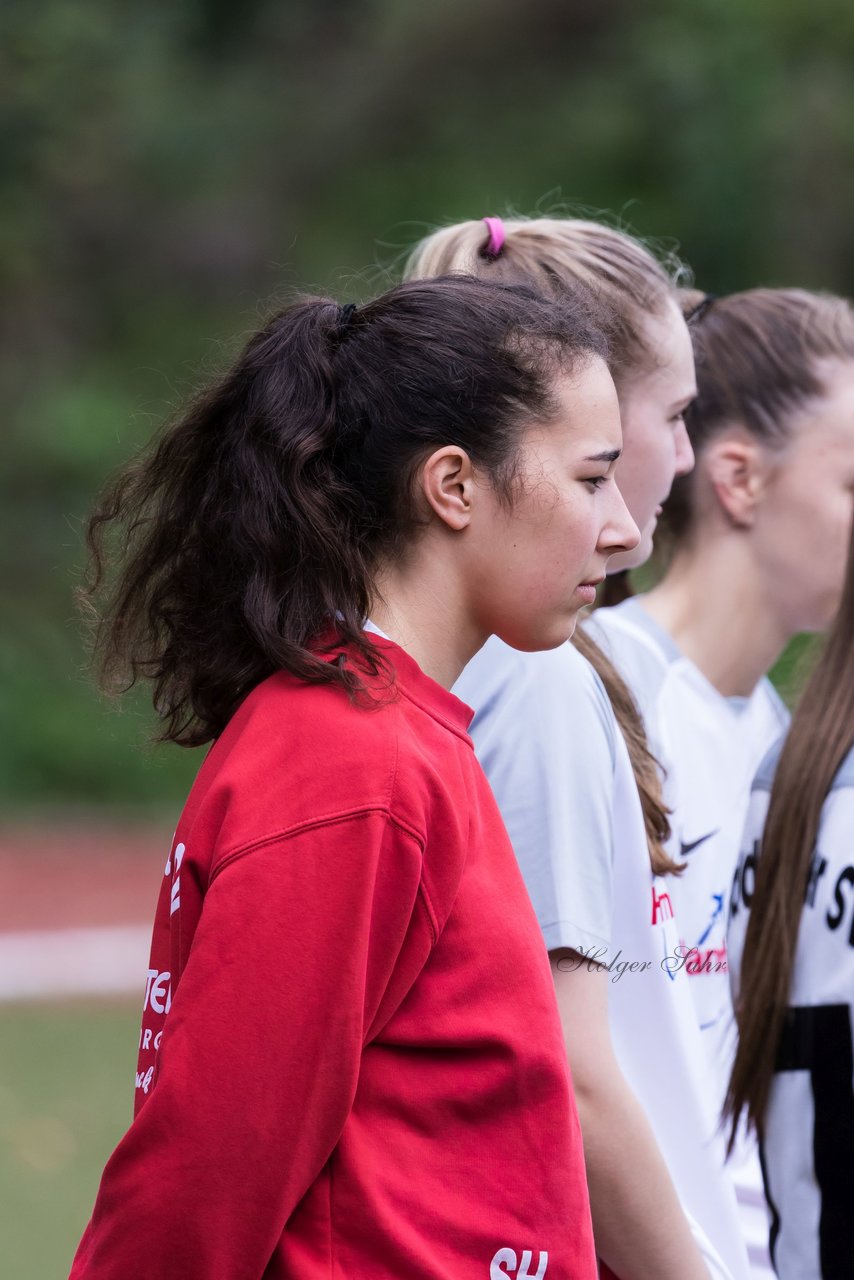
[83,276,606,746]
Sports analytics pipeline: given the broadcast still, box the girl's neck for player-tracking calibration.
[370,549,483,691]
[642,536,789,698]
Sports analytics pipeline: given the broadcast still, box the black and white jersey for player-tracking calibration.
[730,742,854,1280]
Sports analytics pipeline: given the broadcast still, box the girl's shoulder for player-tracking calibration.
[751,734,854,799]
[182,639,483,873]
[456,634,618,769]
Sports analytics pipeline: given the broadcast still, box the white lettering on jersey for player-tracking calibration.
[164,827,178,875]
[135,1066,155,1094]
[143,968,172,1015]
[138,1027,163,1052]
[489,1247,548,1278]
[168,841,185,915]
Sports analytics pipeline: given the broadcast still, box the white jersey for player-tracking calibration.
[590,597,790,1276]
[730,742,854,1280]
[455,634,749,1280]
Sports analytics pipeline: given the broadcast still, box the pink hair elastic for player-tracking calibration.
[481,216,506,259]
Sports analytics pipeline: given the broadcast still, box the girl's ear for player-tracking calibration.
[418,446,477,531]
[705,431,768,528]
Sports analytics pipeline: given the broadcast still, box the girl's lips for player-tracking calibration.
[575,576,605,604]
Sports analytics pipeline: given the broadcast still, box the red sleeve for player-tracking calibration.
[70,811,429,1279]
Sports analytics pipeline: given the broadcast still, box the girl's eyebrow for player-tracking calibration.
[585,449,622,463]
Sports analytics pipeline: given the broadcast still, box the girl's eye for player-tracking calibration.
[671,396,696,424]
[583,475,608,491]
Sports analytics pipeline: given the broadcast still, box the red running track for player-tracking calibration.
[0,821,170,1001]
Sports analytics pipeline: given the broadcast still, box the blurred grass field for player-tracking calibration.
[0,1001,139,1278]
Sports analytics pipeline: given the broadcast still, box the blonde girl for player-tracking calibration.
[407,218,746,1280]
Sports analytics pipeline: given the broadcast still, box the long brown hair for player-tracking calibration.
[82,276,606,747]
[724,516,854,1146]
[406,215,681,874]
[661,288,854,551]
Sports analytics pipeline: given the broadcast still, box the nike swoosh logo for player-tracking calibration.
[679,829,719,858]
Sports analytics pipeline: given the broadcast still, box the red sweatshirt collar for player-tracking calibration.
[313,628,475,742]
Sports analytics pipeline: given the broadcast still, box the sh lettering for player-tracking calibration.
[490,1248,548,1279]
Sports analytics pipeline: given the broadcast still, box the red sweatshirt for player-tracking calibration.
[70,634,595,1279]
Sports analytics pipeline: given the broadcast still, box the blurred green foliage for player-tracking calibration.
[3,0,853,810]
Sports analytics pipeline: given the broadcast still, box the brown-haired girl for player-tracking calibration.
[727,516,854,1280]
[69,276,638,1278]
[407,219,746,1280]
[592,288,854,1273]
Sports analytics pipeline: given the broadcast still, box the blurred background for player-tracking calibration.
[3,0,854,1272]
